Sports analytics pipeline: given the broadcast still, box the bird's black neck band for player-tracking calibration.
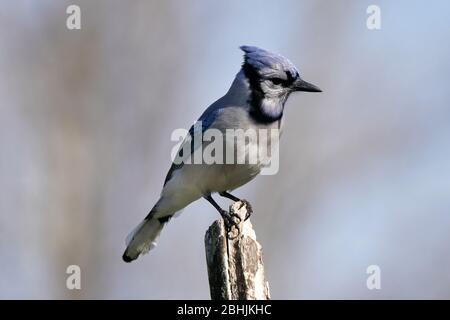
[242,62,284,124]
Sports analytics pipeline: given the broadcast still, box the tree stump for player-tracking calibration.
[204,201,270,300]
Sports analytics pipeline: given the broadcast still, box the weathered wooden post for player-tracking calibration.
[204,201,270,300]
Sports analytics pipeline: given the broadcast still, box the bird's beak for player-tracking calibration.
[293,78,322,92]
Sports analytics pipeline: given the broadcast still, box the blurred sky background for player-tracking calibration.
[1,0,450,299]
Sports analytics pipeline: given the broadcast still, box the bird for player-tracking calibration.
[122,45,321,262]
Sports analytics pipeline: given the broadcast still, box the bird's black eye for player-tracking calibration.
[269,78,285,86]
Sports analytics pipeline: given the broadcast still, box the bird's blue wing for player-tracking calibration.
[163,107,219,186]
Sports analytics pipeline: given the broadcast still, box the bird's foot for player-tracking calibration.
[238,199,253,221]
[221,209,242,240]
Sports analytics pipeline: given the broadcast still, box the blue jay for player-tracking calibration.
[123,46,321,262]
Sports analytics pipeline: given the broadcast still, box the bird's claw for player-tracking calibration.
[239,199,253,221]
[221,200,254,239]
[221,210,242,239]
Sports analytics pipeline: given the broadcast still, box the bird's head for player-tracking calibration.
[240,45,321,122]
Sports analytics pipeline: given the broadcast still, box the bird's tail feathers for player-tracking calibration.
[122,215,166,262]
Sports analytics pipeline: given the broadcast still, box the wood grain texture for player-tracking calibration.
[205,201,270,300]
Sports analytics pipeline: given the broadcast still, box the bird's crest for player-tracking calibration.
[240,45,299,80]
